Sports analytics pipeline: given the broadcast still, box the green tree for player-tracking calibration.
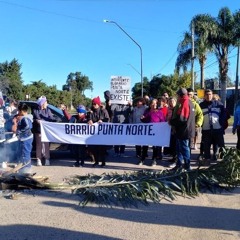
[65,72,93,95]
[131,77,149,99]
[0,59,23,99]
[24,80,63,107]
[147,72,191,98]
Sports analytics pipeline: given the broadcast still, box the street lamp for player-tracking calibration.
[103,19,143,97]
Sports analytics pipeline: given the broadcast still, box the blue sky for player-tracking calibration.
[0,0,239,101]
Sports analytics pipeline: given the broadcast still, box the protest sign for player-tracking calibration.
[41,121,171,146]
[110,76,131,104]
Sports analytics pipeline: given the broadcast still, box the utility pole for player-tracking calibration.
[234,45,240,108]
[104,20,144,97]
[191,21,195,91]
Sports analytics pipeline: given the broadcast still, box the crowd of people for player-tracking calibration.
[0,86,237,173]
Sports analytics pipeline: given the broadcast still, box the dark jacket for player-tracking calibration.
[111,104,132,123]
[170,100,195,139]
[32,107,56,133]
[69,115,88,124]
[87,107,110,123]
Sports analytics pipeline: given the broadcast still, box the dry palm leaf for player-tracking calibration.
[67,147,240,207]
[0,148,239,207]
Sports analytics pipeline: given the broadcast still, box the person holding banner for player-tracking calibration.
[130,97,148,159]
[111,101,132,157]
[87,96,110,167]
[32,96,56,166]
[140,98,166,166]
[69,105,88,167]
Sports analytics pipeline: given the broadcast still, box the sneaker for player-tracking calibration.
[169,162,176,168]
[138,161,143,166]
[184,163,191,171]
[203,159,211,166]
[36,158,42,166]
[171,165,183,172]
[92,162,99,167]
[151,160,157,167]
[212,155,218,161]
[80,161,84,167]
[45,159,50,166]
[73,161,80,167]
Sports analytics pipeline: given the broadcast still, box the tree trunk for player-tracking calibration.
[219,57,229,107]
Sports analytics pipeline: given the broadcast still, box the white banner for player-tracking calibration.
[40,122,171,146]
[110,76,131,104]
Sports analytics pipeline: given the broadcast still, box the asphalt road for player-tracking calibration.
[0,126,239,240]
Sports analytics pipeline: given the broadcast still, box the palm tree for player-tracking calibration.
[176,15,213,89]
[193,7,240,105]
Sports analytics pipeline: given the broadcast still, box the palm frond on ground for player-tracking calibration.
[0,148,239,207]
[67,147,240,207]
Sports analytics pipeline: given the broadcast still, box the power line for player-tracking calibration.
[0,0,183,35]
[153,50,178,76]
[0,0,100,23]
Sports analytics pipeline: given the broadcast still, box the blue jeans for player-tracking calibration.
[176,138,191,169]
[19,138,33,165]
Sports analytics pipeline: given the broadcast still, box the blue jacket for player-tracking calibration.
[17,116,33,141]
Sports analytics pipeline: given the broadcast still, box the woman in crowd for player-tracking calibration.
[87,96,110,167]
[140,98,165,166]
[32,96,56,166]
[166,97,177,164]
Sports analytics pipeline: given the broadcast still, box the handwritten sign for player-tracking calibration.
[110,76,131,104]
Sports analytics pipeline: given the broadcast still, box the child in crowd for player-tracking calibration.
[12,103,33,173]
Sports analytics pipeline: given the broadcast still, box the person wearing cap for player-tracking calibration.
[199,89,225,165]
[69,105,88,167]
[87,96,110,167]
[32,96,56,166]
[170,88,195,171]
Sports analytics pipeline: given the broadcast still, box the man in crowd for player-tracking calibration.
[170,88,195,171]
[199,89,225,164]
[187,88,203,150]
